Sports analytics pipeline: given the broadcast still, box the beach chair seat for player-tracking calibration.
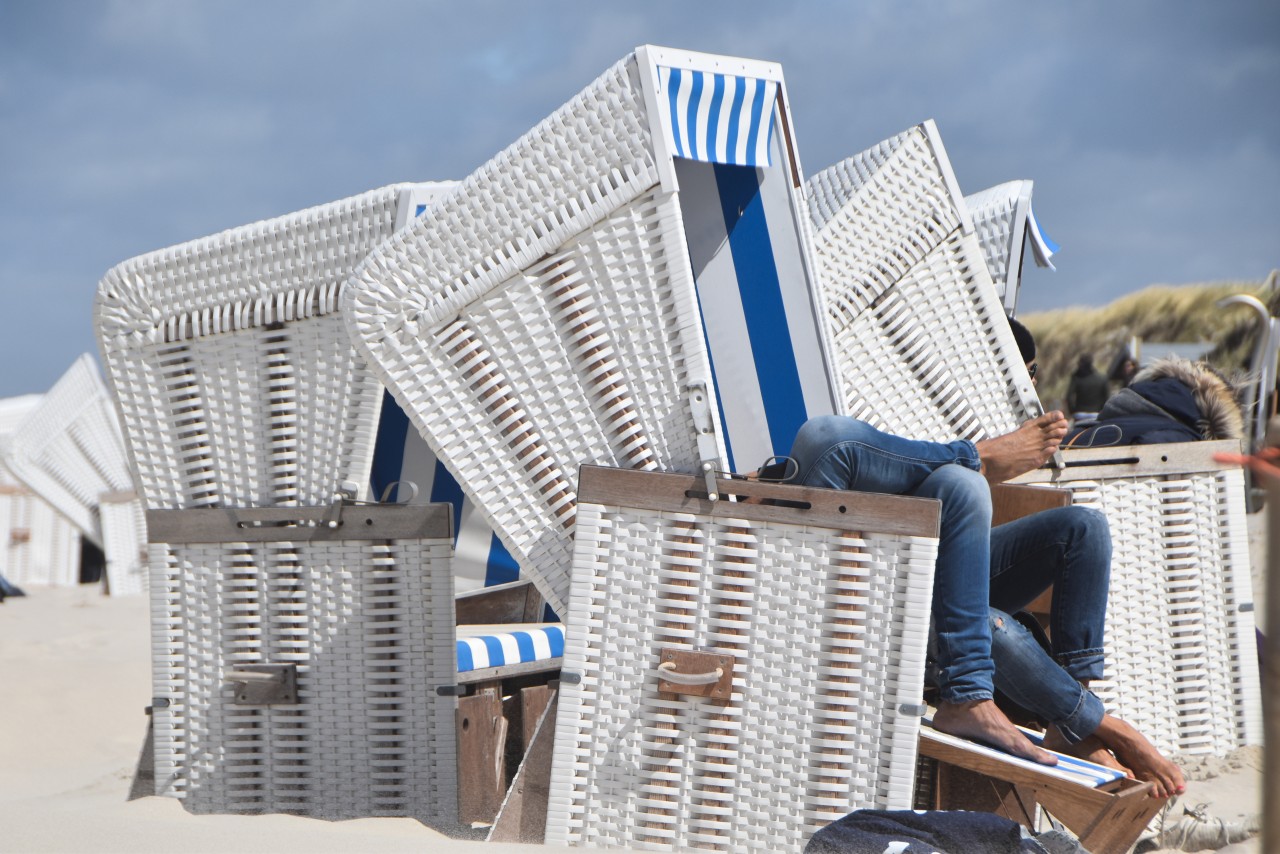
[1,394,81,588]
[542,465,939,851]
[3,355,146,595]
[1014,441,1262,756]
[806,121,1039,442]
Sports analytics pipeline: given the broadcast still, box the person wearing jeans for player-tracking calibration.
[787,413,1186,797]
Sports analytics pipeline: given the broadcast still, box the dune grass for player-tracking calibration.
[1021,279,1276,410]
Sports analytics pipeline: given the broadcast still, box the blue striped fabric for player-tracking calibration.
[659,66,778,168]
[456,625,566,673]
[676,151,837,473]
[371,391,520,593]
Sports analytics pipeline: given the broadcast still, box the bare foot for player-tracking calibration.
[1042,728,1132,777]
[1093,714,1186,798]
[933,699,1057,766]
[975,411,1069,483]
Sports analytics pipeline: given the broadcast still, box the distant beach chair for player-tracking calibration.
[964,179,1058,316]
[0,394,81,589]
[343,45,938,844]
[95,183,464,823]
[805,121,1040,443]
[3,355,146,595]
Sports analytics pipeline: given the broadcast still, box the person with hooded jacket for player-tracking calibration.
[1065,358,1243,448]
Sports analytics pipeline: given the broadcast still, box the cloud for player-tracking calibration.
[0,1,1277,398]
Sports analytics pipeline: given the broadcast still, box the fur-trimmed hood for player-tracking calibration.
[1129,357,1244,441]
[1066,357,1245,448]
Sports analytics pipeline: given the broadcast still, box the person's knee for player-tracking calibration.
[1062,506,1111,552]
[795,415,869,448]
[918,464,991,525]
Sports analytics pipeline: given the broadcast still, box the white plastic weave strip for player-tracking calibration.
[1016,442,1262,756]
[95,183,453,510]
[345,52,725,617]
[148,522,457,821]
[806,122,1037,442]
[965,180,1033,313]
[546,467,939,851]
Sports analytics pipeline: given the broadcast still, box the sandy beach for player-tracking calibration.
[0,579,1264,853]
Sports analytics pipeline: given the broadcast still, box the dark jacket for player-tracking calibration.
[1066,369,1109,414]
[1065,358,1242,448]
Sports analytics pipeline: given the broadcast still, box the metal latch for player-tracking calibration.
[226,663,298,706]
[687,382,722,500]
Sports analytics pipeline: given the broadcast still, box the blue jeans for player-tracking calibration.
[789,415,1109,743]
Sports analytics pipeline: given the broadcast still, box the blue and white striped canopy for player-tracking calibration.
[659,66,778,168]
[1027,203,1060,270]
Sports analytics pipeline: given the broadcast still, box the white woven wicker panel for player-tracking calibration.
[546,468,939,851]
[807,122,1038,441]
[1016,443,1262,756]
[100,495,148,595]
[95,183,453,511]
[148,527,457,821]
[347,180,714,618]
[964,180,1033,310]
[4,355,135,547]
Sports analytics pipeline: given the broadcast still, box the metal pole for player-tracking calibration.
[1263,423,1280,854]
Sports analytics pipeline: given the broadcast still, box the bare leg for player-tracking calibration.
[975,411,1069,484]
[933,699,1057,765]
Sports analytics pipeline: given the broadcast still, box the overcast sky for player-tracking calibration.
[1,1,1277,399]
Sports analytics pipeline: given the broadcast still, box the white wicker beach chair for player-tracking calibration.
[94,182,467,819]
[344,45,839,619]
[805,121,1038,442]
[1014,442,1262,756]
[0,394,81,588]
[546,466,939,851]
[3,356,146,595]
[808,124,1260,758]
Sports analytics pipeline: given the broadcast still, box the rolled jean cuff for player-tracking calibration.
[938,687,994,705]
[1054,687,1106,744]
[1054,648,1106,684]
[955,440,982,473]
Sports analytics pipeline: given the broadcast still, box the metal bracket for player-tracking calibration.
[687,382,722,500]
[227,663,298,706]
[898,703,928,717]
[559,671,582,686]
[435,684,466,697]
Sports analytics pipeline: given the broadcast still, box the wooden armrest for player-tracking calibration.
[456,579,546,625]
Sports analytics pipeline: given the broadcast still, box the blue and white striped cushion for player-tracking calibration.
[456,624,566,673]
